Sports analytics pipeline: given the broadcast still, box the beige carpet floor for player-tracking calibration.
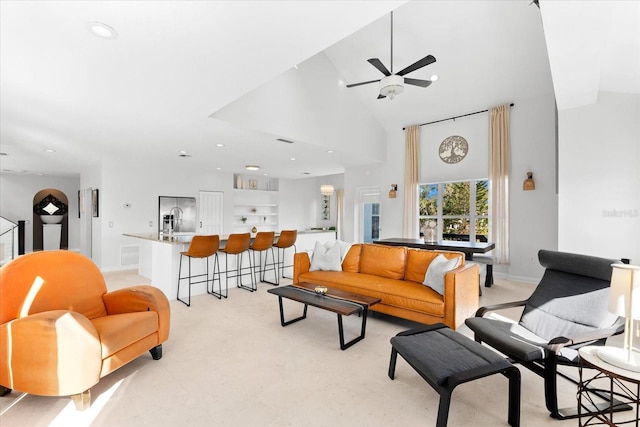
[0,271,627,426]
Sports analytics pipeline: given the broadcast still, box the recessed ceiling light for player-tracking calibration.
[245,165,260,171]
[430,75,439,81]
[216,143,225,147]
[87,21,118,39]
[44,148,56,153]
[289,157,296,161]
[327,150,334,154]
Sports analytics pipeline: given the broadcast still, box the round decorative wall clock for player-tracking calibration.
[438,135,469,164]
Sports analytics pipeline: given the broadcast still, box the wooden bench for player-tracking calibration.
[388,323,520,427]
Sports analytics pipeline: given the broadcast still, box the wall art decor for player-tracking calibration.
[321,194,330,220]
[438,135,469,164]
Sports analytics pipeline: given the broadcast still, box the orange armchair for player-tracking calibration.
[0,250,170,409]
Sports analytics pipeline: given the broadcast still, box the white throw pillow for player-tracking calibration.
[309,241,342,271]
[333,240,352,262]
[423,254,460,295]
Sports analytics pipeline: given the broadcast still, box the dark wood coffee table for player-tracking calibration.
[267,282,381,350]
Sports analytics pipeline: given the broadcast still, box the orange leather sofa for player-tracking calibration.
[0,250,170,409]
[293,243,479,329]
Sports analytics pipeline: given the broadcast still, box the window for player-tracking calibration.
[418,180,489,242]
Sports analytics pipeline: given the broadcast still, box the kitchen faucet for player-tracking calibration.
[169,206,183,233]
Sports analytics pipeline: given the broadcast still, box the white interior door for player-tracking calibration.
[199,191,223,235]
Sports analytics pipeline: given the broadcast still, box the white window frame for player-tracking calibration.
[418,179,489,241]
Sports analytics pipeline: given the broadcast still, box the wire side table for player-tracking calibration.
[578,346,640,427]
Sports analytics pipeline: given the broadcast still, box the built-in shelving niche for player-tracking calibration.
[232,174,279,233]
[233,174,279,192]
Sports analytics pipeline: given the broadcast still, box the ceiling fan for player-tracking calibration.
[346,11,436,100]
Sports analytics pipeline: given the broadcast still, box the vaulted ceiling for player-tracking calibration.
[1,1,636,180]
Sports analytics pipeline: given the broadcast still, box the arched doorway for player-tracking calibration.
[33,189,69,250]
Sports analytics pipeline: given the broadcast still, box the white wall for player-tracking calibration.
[73,155,344,270]
[0,174,80,253]
[342,93,558,282]
[1,93,557,282]
[275,174,341,232]
[558,92,640,263]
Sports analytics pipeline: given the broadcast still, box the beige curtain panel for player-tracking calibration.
[489,104,510,264]
[403,125,420,238]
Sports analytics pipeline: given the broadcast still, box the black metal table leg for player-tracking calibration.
[338,306,367,350]
[277,296,308,326]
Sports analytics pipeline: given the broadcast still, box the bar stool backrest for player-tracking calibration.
[251,231,275,251]
[223,233,251,254]
[183,235,219,258]
[275,230,297,249]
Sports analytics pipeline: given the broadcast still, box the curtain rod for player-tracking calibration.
[403,103,514,130]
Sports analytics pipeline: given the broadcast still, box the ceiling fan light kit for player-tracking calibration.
[380,75,404,100]
[346,11,436,100]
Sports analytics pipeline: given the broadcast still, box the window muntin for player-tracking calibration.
[418,179,489,242]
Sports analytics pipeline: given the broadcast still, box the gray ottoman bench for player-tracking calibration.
[389,323,520,427]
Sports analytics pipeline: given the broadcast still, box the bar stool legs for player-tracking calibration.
[206,254,226,299]
[177,235,220,307]
[263,230,297,285]
[224,251,255,292]
[220,233,255,293]
[249,231,277,285]
[252,246,277,284]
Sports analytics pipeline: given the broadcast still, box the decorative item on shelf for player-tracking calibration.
[251,207,257,213]
[241,217,247,224]
[249,179,258,189]
[251,226,257,234]
[236,175,243,189]
[423,220,437,243]
[389,184,398,198]
[320,184,334,196]
[263,216,267,223]
[597,263,640,372]
[523,172,535,191]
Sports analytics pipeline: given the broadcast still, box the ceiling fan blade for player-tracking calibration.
[346,79,381,88]
[397,55,436,76]
[404,78,433,88]
[367,58,391,76]
[377,94,386,99]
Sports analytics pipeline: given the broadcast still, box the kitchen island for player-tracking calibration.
[124,230,336,301]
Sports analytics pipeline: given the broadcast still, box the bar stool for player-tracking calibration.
[177,235,220,307]
[249,231,276,284]
[264,229,297,285]
[220,233,255,292]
